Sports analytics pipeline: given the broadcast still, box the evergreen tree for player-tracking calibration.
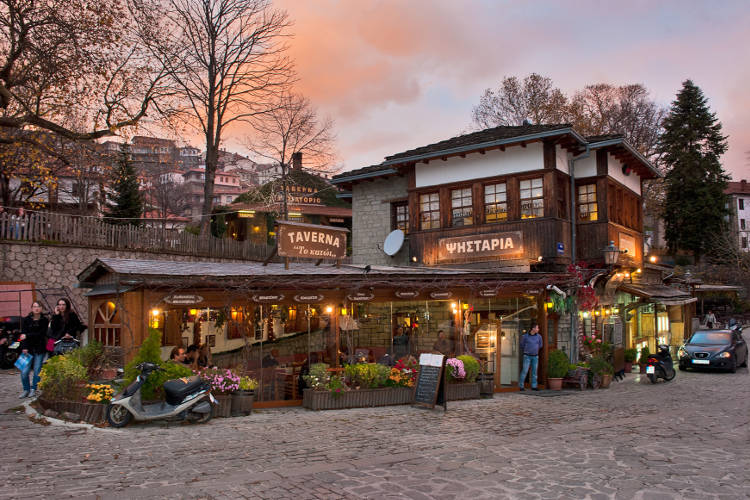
[659,80,729,262]
[105,143,143,225]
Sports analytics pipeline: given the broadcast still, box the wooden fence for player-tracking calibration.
[0,212,275,261]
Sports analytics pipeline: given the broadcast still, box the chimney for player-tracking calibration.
[741,179,747,187]
[291,151,302,171]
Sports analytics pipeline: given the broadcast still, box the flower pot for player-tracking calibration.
[230,390,254,416]
[600,374,612,389]
[303,387,413,411]
[624,362,633,373]
[547,377,563,391]
[213,393,232,418]
[478,373,494,397]
[445,382,481,401]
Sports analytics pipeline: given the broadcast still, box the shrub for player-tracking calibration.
[456,355,480,382]
[39,354,87,400]
[344,363,390,389]
[303,363,330,390]
[547,350,570,378]
[624,348,638,363]
[69,340,116,378]
[638,346,651,364]
[123,329,193,400]
[589,356,614,376]
[238,376,258,391]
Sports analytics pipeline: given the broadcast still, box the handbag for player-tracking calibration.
[14,352,31,371]
[46,338,55,352]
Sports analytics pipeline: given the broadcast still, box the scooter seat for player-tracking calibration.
[164,375,205,406]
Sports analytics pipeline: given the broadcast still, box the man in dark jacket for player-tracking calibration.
[519,323,543,391]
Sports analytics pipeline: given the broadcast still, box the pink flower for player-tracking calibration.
[596,339,602,343]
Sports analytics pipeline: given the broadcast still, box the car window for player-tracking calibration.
[689,332,731,345]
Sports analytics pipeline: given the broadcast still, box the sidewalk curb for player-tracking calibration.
[22,398,122,433]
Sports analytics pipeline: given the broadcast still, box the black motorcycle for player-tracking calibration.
[645,344,676,383]
[0,316,22,369]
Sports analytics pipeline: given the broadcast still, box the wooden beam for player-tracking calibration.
[422,159,429,164]
[499,145,505,152]
[459,153,466,158]
[479,149,486,155]
[520,142,527,148]
[441,156,448,161]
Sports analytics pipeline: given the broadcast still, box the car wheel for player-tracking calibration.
[741,355,748,368]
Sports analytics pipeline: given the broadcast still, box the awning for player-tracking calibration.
[83,284,133,297]
[618,283,696,307]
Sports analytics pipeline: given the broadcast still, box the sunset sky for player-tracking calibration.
[230,0,750,179]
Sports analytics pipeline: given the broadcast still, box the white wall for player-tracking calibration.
[555,145,570,174]
[608,154,641,195]
[414,143,544,188]
[574,156,597,178]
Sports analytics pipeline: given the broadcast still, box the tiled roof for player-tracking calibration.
[331,164,395,182]
[384,124,574,162]
[586,134,623,143]
[726,181,750,195]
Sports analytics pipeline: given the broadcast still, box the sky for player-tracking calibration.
[225,0,750,180]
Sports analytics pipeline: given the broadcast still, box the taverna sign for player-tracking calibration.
[437,231,523,262]
[277,221,349,259]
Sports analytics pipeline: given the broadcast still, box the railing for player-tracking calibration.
[0,212,275,261]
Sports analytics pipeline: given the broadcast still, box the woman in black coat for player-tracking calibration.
[19,301,49,398]
[47,298,85,354]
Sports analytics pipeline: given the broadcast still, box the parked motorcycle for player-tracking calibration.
[0,316,22,369]
[646,344,676,383]
[106,362,216,427]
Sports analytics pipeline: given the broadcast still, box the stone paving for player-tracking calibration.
[0,338,749,499]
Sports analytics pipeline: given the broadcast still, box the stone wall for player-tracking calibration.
[0,241,247,319]
[351,176,409,266]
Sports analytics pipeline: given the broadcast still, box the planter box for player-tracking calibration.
[38,398,106,424]
[214,394,232,418]
[303,387,413,411]
[231,390,254,416]
[445,382,481,401]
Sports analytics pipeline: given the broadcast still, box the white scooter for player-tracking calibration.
[106,362,216,427]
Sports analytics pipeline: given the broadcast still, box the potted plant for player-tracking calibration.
[231,376,257,416]
[638,346,651,373]
[197,367,240,417]
[624,348,637,372]
[589,356,614,388]
[445,356,481,400]
[547,350,569,390]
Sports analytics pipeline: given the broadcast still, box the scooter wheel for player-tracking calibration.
[188,410,212,424]
[647,373,657,384]
[106,404,132,428]
[664,368,676,381]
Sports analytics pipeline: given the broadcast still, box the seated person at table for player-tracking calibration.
[393,327,409,359]
[262,348,280,367]
[184,344,199,366]
[432,330,452,355]
[169,346,187,363]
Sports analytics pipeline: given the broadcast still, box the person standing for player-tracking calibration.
[518,323,543,391]
[48,298,85,354]
[704,310,716,329]
[19,302,49,398]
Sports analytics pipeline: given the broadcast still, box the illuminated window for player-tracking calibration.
[578,184,598,221]
[520,178,544,218]
[391,202,409,234]
[93,301,121,346]
[419,193,440,230]
[451,188,473,226]
[484,183,507,223]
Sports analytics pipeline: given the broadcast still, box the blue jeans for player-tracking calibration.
[21,353,46,392]
[519,354,539,389]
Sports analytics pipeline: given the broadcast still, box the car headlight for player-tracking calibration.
[678,347,688,358]
[717,352,731,358]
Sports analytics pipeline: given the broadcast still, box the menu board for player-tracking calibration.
[414,353,446,410]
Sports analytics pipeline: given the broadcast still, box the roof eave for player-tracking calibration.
[588,138,661,179]
[381,127,587,167]
[331,167,398,185]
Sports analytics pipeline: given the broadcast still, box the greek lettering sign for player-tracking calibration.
[293,294,325,303]
[277,221,348,259]
[429,291,452,299]
[163,294,204,305]
[478,289,498,298]
[252,294,284,303]
[347,292,374,302]
[395,290,419,299]
[437,231,523,262]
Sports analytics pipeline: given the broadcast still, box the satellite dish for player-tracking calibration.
[383,229,405,256]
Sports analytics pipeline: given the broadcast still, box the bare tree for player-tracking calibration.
[134,0,294,235]
[471,73,569,129]
[0,130,59,207]
[247,92,335,219]
[0,0,167,144]
[53,139,109,215]
[142,164,191,229]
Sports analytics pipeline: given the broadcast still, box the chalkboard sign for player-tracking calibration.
[414,353,446,410]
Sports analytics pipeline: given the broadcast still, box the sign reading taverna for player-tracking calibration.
[277,221,349,259]
[437,231,523,262]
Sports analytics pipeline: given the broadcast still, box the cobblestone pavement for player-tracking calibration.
[0,338,749,500]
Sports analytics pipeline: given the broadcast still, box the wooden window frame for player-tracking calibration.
[450,187,473,227]
[484,182,508,223]
[391,201,409,234]
[419,192,441,230]
[519,177,544,219]
[577,183,598,222]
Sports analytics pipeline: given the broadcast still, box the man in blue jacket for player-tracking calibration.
[519,323,543,391]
